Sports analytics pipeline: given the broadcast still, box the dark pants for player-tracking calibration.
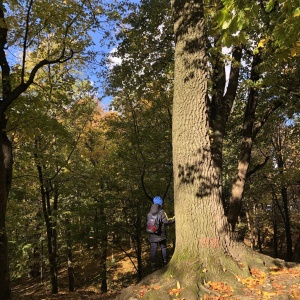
[150,239,167,264]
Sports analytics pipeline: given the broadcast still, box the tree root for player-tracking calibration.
[197,281,220,297]
[116,242,292,299]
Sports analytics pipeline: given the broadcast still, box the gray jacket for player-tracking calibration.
[147,204,175,243]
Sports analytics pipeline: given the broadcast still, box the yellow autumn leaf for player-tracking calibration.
[261,291,277,299]
[293,7,300,17]
[258,38,269,48]
[291,46,300,57]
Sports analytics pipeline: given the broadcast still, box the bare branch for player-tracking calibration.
[252,100,283,137]
[21,0,34,82]
[247,155,270,178]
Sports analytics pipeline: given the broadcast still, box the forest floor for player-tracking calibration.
[11,249,137,299]
[10,248,300,299]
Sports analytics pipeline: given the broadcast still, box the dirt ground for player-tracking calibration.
[10,251,300,300]
[115,263,300,299]
[11,251,138,300]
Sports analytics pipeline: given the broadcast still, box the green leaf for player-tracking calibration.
[293,7,300,17]
[266,0,276,13]
[222,19,231,30]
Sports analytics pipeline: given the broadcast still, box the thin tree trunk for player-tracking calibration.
[93,210,99,250]
[272,199,279,258]
[281,186,293,261]
[35,150,58,294]
[99,207,108,293]
[0,3,80,297]
[66,218,75,292]
[273,127,293,261]
[210,46,242,210]
[227,54,261,231]
[44,189,58,294]
[245,210,255,249]
[135,213,142,281]
[273,219,278,258]
[0,132,12,299]
[40,238,45,282]
[257,228,262,253]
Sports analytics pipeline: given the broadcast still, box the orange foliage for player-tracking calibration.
[168,287,183,297]
[206,281,234,298]
[136,284,161,298]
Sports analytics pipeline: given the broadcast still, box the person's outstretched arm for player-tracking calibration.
[161,211,175,225]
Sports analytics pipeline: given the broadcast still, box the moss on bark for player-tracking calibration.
[116,243,286,299]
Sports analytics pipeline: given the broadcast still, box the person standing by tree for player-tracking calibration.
[147,196,175,270]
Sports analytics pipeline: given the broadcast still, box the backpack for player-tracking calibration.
[146,213,160,234]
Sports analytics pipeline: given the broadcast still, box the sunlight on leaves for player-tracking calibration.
[270,267,300,277]
[257,38,269,49]
[136,284,162,298]
[207,281,234,297]
[236,268,267,290]
[250,268,267,279]
[169,286,184,297]
[136,285,151,298]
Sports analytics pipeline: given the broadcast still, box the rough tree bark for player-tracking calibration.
[171,0,244,282]
[116,1,281,298]
[166,0,275,297]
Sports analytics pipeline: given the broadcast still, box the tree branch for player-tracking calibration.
[141,168,153,201]
[3,49,75,112]
[252,100,283,138]
[247,155,270,178]
[21,0,34,83]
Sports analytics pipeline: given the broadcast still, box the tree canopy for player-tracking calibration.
[1,0,300,299]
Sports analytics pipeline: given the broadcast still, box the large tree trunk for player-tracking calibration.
[116,1,280,298]
[168,0,275,296]
[172,0,237,273]
[171,0,237,253]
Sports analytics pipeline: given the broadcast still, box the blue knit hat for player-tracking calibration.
[153,196,163,206]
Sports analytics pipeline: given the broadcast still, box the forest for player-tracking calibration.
[0,0,299,299]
